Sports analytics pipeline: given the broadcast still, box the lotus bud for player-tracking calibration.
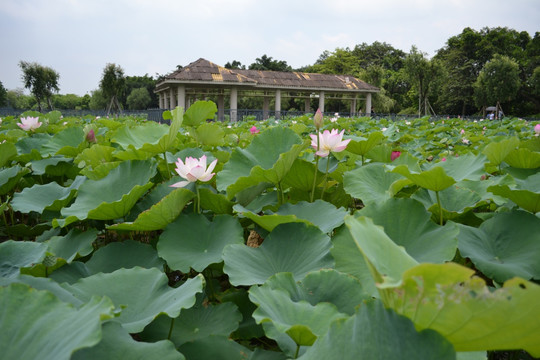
[313,108,323,129]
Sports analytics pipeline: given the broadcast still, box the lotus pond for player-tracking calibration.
[1,101,539,360]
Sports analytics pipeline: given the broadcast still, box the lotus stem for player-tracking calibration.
[435,190,443,226]
[310,133,320,202]
[320,156,331,200]
[164,152,171,179]
[167,318,175,340]
[294,344,300,358]
[196,185,201,214]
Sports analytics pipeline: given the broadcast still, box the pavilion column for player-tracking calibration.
[159,93,164,109]
[217,94,224,121]
[169,88,176,109]
[304,98,311,113]
[164,91,170,109]
[318,91,325,113]
[350,96,357,117]
[263,95,270,119]
[365,93,372,116]
[177,85,186,110]
[275,89,281,119]
[230,87,238,122]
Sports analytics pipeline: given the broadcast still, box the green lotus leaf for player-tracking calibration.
[158,213,243,273]
[30,156,72,176]
[385,263,540,356]
[195,123,225,146]
[249,283,347,354]
[41,126,85,156]
[47,228,97,263]
[15,132,49,156]
[108,187,195,231]
[344,215,418,288]
[343,163,410,204]
[183,100,217,127]
[346,131,384,156]
[141,302,241,347]
[220,288,265,340]
[0,165,30,195]
[488,173,540,213]
[481,136,519,166]
[457,210,540,283]
[49,262,92,284]
[62,268,204,333]
[298,300,455,360]
[11,176,86,213]
[0,240,47,278]
[58,160,157,225]
[72,322,185,360]
[79,161,121,180]
[198,187,234,214]
[178,335,254,360]
[112,122,169,150]
[0,283,115,360]
[359,198,458,263]
[223,222,334,286]
[74,144,116,169]
[0,141,17,167]
[432,153,487,181]
[454,177,513,206]
[411,185,483,218]
[330,226,378,297]
[85,240,165,275]
[392,164,455,192]
[216,126,306,198]
[282,159,324,192]
[504,147,540,169]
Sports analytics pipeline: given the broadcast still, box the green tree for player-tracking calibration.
[53,94,82,110]
[224,60,246,69]
[473,54,521,117]
[89,89,108,110]
[121,74,158,109]
[99,63,125,114]
[249,55,293,72]
[404,46,441,116]
[19,61,60,112]
[126,87,151,110]
[6,89,35,109]
[0,81,7,107]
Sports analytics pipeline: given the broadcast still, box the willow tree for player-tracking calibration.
[100,63,125,114]
[19,61,60,112]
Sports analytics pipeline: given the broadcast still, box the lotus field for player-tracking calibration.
[1,101,540,360]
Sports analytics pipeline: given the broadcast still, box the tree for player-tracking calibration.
[249,55,293,72]
[89,89,108,110]
[6,89,35,109]
[121,74,158,109]
[224,60,246,70]
[473,54,521,117]
[0,81,7,107]
[99,63,125,114]
[404,46,441,116]
[126,87,151,110]
[19,61,60,112]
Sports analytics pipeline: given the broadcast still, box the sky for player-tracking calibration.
[1,0,539,96]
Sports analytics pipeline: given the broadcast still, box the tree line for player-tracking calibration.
[1,26,538,116]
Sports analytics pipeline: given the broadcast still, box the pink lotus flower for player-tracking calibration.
[441,157,447,162]
[250,126,259,134]
[85,129,97,143]
[460,129,465,135]
[310,129,351,157]
[17,116,42,131]
[313,108,323,129]
[535,124,540,136]
[170,155,217,188]
[391,151,401,161]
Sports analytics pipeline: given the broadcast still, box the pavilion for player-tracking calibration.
[155,58,379,121]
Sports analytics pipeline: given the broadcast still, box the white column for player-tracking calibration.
[230,88,238,122]
[350,96,357,117]
[217,94,224,121]
[169,88,176,109]
[318,91,325,113]
[275,89,281,119]
[177,85,186,110]
[164,91,169,109]
[365,93,372,116]
[159,93,163,109]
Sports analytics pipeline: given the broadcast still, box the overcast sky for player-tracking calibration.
[1,0,538,96]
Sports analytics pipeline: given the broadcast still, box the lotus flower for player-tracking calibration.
[313,108,323,129]
[535,124,540,136]
[170,155,218,188]
[17,116,42,131]
[310,129,351,157]
[250,126,259,134]
[391,151,401,161]
[85,129,97,143]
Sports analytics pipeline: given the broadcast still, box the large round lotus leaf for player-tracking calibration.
[108,188,195,231]
[0,141,17,167]
[431,153,487,181]
[0,240,47,278]
[195,123,225,146]
[59,159,157,225]
[297,300,455,360]
[330,225,378,297]
[220,288,265,339]
[158,213,244,273]
[223,222,334,286]
[216,126,305,198]
[198,187,234,214]
[346,132,384,156]
[0,283,115,360]
[72,321,184,360]
[178,335,253,360]
[11,176,86,213]
[47,228,97,263]
[457,210,540,283]
[359,198,458,263]
[41,126,85,156]
[412,184,483,217]
[74,144,116,169]
[481,137,519,166]
[282,159,324,192]
[263,270,371,316]
[141,302,241,347]
[504,147,540,169]
[391,164,456,192]
[0,165,30,195]
[183,100,217,127]
[49,261,92,284]
[488,172,540,213]
[85,240,165,274]
[62,268,204,333]
[111,122,169,150]
[249,283,347,355]
[386,263,540,356]
[343,163,409,204]
[344,215,418,287]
